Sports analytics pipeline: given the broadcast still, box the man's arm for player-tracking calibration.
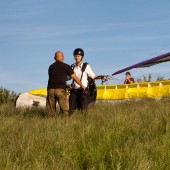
[126,78,134,84]
[95,75,109,81]
[124,79,127,84]
[71,74,86,91]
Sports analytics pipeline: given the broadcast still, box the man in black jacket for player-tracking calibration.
[47,51,85,117]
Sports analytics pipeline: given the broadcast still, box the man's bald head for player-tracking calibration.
[54,51,64,62]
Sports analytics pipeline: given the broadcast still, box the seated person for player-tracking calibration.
[124,72,135,84]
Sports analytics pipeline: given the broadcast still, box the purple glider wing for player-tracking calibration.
[112,52,170,76]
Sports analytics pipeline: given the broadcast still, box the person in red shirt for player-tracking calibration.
[124,72,135,84]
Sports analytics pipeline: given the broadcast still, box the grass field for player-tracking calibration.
[0,98,170,170]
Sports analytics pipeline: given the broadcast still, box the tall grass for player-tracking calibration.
[0,98,170,169]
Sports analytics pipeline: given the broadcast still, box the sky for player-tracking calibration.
[0,0,170,93]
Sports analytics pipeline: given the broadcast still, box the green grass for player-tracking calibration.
[0,98,170,170]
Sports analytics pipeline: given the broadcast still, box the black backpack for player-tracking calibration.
[71,62,97,106]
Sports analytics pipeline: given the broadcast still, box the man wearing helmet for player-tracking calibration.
[68,48,108,114]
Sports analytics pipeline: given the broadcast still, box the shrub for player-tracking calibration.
[0,87,18,105]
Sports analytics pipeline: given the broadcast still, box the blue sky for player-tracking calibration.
[0,0,170,93]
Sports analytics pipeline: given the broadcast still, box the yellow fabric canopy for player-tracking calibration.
[28,80,170,100]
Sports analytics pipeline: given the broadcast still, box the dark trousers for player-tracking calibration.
[69,89,89,114]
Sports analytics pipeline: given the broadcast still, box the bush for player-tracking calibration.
[156,76,165,81]
[0,87,18,105]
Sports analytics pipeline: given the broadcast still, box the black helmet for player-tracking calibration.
[73,48,84,57]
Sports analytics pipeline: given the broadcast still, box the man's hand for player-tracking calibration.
[100,75,110,85]
[103,76,109,81]
[66,84,72,91]
[95,75,109,81]
[71,74,86,91]
[81,85,86,91]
